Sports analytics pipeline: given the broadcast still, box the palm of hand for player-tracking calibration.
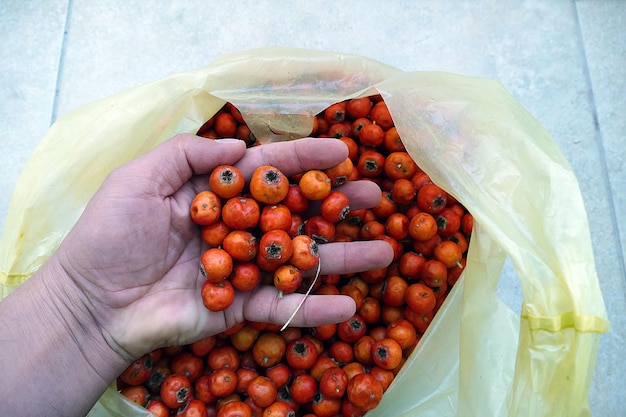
[52,136,393,360]
[58,161,214,357]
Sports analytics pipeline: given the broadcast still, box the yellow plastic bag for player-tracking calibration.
[0,47,609,417]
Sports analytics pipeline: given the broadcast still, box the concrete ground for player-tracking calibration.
[1,1,624,415]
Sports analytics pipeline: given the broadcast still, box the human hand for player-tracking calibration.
[50,134,393,362]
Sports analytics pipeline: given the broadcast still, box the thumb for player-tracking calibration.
[124,134,247,196]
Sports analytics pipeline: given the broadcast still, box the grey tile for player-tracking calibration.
[52,1,602,116]
[576,1,626,416]
[0,0,68,234]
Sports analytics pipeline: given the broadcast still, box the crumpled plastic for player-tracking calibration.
[0,47,609,417]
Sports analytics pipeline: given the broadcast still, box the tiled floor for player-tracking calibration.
[1,1,624,416]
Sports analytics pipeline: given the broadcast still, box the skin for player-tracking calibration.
[0,134,393,416]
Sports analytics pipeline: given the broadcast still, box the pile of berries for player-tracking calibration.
[117,95,473,417]
[190,162,353,312]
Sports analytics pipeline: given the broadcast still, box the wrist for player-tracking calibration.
[0,257,130,416]
[38,255,132,373]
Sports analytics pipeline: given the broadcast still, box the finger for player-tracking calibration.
[243,286,356,328]
[234,137,349,178]
[121,134,247,197]
[302,240,394,276]
[333,180,383,210]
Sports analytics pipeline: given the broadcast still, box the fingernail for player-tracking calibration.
[214,138,243,144]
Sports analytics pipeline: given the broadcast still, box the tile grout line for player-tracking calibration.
[573,1,626,283]
[50,0,74,126]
